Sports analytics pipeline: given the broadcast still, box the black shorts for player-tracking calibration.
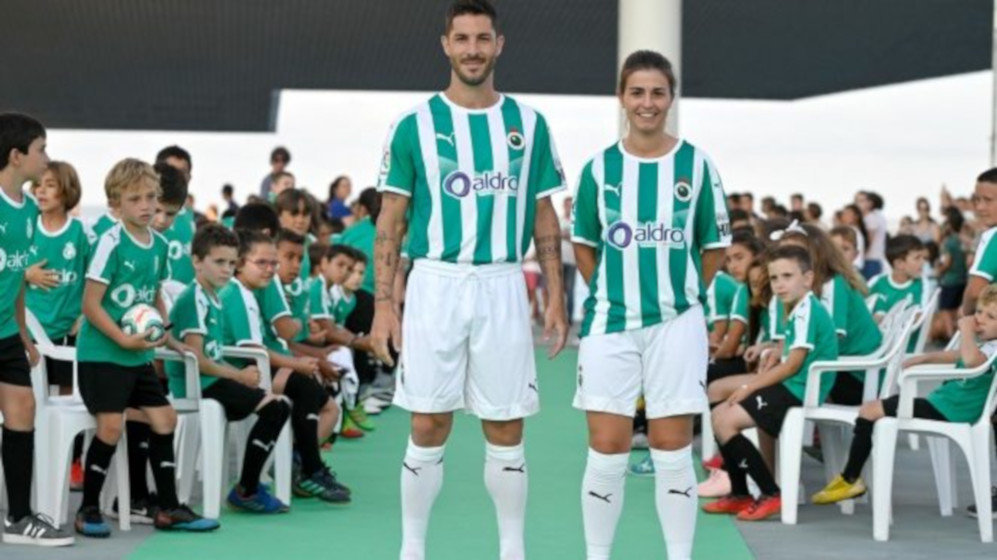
[707,357,747,385]
[880,395,947,420]
[739,383,801,438]
[202,378,267,421]
[78,361,170,415]
[0,334,31,387]
[828,372,863,406]
[939,284,965,311]
[45,335,77,388]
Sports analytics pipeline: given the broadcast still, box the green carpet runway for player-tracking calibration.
[130,349,754,559]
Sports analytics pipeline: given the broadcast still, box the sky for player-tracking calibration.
[52,70,993,225]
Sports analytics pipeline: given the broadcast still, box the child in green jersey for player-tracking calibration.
[275,189,317,280]
[712,231,765,369]
[812,284,997,508]
[167,224,291,513]
[0,112,75,546]
[151,161,193,287]
[75,158,218,537]
[868,234,926,319]
[705,245,839,521]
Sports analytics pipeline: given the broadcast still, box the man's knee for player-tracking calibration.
[411,413,453,446]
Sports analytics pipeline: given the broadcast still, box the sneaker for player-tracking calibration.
[227,484,290,514]
[69,459,84,492]
[347,406,376,431]
[631,432,649,449]
[628,455,654,476]
[697,468,731,498]
[702,495,754,515]
[702,453,724,471]
[106,496,158,525]
[4,513,75,546]
[293,467,351,503]
[340,415,365,439]
[74,506,110,539]
[737,494,782,521]
[154,504,220,532]
[967,486,997,519]
[812,475,866,505]
[363,399,385,415]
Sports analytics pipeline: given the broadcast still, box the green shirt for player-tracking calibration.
[378,93,566,265]
[77,225,170,366]
[0,189,38,338]
[339,217,376,293]
[869,273,925,315]
[26,217,96,339]
[299,233,315,281]
[163,207,195,284]
[731,283,750,326]
[309,276,334,320]
[821,274,882,382]
[572,141,732,337]
[283,276,310,343]
[781,292,839,402]
[167,282,226,397]
[927,340,997,423]
[760,296,788,344]
[940,234,967,287]
[706,271,742,328]
[219,278,265,347]
[330,284,357,325]
[91,213,118,238]
[253,278,291,355]
[969,226,997,281]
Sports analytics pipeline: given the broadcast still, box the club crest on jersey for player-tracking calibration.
[379,149,391,178]
[63,242,77,260]
[442,170,519,199]
[605,221,686,250]
[507,129,524,150]
[674,180,693,202]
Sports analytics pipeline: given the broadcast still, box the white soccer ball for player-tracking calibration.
[120,303,165,343]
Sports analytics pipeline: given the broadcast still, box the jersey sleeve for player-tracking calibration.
[261,280,291,324]
[570,160,601,248]
[731,284,750,324]
[222,290,263,346]
[830,277,850,337]
[693,156,732,250]
[377,113,418,197]
[868,276,888,314]
[171,293,206,341]
[970,230,997,281]
[790,302,816,352]
[768,298,785,340]
[86,232,117,284]
[529,114,567,200]
[309,279,333,319]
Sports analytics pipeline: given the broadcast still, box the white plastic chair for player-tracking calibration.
[870,352,997,542]
[906,288,939,359]
[778,305,918,524]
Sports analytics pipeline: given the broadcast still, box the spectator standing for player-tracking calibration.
[259,146,290,199]
[326,176,353,222]
[911,196,941,244]
[856,190,887,279]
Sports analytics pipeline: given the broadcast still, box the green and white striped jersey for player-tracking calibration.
[0,189,38,339]
[572,140,731,337]
[26,217,97,340]
[377,93,566,264]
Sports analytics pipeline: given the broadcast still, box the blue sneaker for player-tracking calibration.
[75,506,111,538]
[629,455,655,477]
[227,484,290,514]
[154,505,220,532]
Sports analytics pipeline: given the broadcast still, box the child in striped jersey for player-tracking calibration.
[778,222,881,406]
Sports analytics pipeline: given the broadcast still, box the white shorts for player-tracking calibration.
[327,346,359,408]
[394,259,539,420]
[574,305,709,419]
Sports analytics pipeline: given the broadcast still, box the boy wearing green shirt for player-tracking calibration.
[167,224,290,513]
[869,235,926,318]
[154,146,196,285]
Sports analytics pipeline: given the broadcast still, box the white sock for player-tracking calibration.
[651,446,698,560]
[484,442,528,560]
[400,438,445,560]
[581,449,628,560]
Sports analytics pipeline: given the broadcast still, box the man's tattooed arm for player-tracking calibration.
[534,197,564,306]
[374,193,410,306]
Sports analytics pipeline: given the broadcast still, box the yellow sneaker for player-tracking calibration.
[812,475,866,505]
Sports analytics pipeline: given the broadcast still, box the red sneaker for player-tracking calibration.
[702,495,754,515]
[737,494,782,521]
[702,453,724,471]
[70,459,84,491]
[340,426,365,439]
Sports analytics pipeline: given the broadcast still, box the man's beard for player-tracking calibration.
[451,56,496,87]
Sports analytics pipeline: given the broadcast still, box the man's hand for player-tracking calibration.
[25,260,60,291]
[543,302,568,359]
[371,303,401,366]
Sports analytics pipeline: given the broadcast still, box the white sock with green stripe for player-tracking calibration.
[400,438,444,560]
[484,442,528,560]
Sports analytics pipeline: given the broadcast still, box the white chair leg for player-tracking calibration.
[701,410,716,461]
[199,407,225,520]
[273,422,293,505]
[968,434,994,543]
[779,408,805,525]
[871,419,899,542]
[927,436,954,516]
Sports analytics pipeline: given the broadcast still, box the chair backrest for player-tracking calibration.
[908,288,940,356]
[878,305,920,398]
[24,309,82,402]
[974,351,997,427]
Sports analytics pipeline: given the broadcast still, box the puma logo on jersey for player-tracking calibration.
[436,132,455,146]
[528,382,538,393]
[755,395,768,410]
[699,380,706,390]
[604,183,622,197]
[252,439,276,453]
[123,260,136,272]
[668,487,693,498]
[588,491,612,504]
[403,462,421,476]
[89,464,108,475]
[502,464,526,473]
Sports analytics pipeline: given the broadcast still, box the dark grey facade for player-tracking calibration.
[0,0,991,131]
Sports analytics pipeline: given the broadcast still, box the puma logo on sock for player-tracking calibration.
[668,487,693,498]
[588,491,612,503]
[403,462,421,476]
[738,459,749,470]
[89,465,108,475]
[502,464,526,473]
[306,413,320,422]
[252,439,276,452]
[160,461,175,469]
